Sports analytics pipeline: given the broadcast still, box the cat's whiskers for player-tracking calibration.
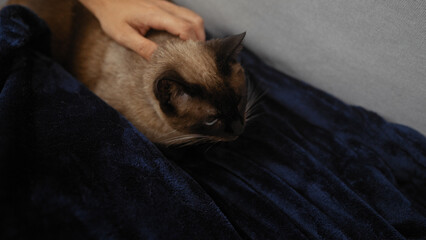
[244,77,265,123]
[159,129,178,138]
[246,93,264,118]
[157,129,181,143]
[160,133,217,147]
[168,135,201,143]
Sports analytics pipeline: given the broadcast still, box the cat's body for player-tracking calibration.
[6,0,251,146]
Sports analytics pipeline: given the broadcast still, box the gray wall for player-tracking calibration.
[175,0,426,135]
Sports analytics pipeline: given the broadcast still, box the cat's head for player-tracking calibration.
[144,32,251,146]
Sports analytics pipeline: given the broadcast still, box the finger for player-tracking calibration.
[113,24,158,60]
[155,1,205,41]
[145,9,199,41]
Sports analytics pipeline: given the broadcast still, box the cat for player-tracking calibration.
[6,0,257,146]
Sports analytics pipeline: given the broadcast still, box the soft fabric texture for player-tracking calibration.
[1,5,425,240]
[175,0,426,135]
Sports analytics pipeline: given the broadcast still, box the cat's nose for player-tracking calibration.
[230,120,245,135]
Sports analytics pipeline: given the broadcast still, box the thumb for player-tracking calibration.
[114,25,158,60]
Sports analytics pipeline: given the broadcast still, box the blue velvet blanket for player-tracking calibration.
[1,5,425,239]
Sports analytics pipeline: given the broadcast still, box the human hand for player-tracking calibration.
[79,0,205,60]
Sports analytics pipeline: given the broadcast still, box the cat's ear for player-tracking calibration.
[216,32,246,62]
[208,32,246,75]
[154,78,191,116]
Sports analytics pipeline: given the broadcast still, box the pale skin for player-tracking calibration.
[79,0,205,60]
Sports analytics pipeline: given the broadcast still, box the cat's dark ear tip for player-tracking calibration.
[233,32,247,42]
[239,32,247,38]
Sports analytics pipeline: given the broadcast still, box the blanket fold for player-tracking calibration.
[1,5,425,240]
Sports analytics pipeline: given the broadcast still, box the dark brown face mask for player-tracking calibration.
[153,33,248,142]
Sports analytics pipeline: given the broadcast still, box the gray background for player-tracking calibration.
[175,0,426,135]
[2,0,425,134]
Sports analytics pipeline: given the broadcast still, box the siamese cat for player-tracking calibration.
[6,0,257,146]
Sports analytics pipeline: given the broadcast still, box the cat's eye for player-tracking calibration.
[204,118,219,126]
